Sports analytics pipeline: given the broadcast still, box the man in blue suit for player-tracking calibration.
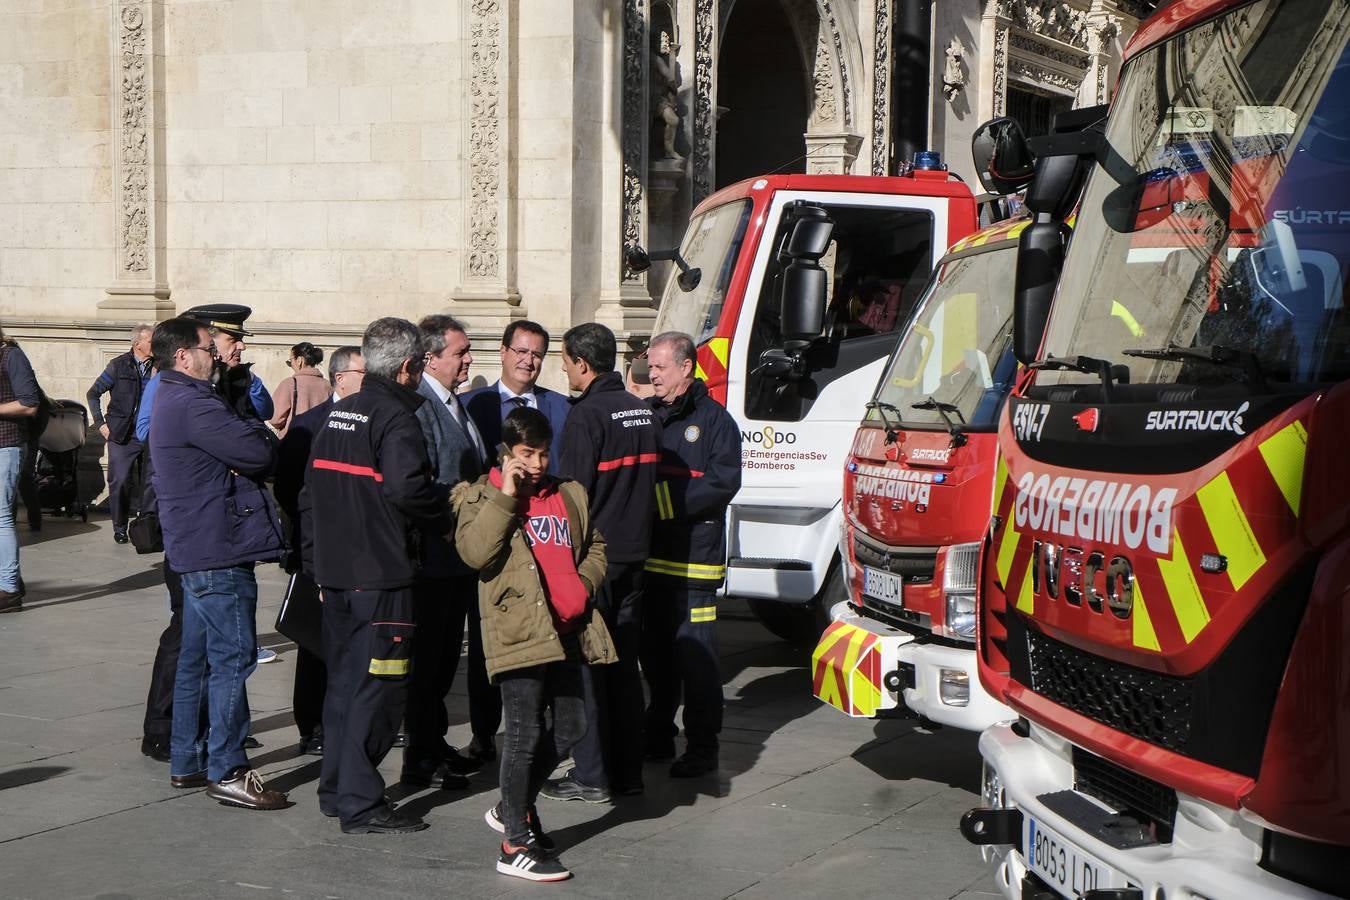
[462,321,569,473]
[404,315,497,779]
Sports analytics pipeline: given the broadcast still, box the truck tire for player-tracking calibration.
[748,564,843,647]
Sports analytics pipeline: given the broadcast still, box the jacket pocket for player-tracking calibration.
[226,478,285,559]
[491,588,536,647]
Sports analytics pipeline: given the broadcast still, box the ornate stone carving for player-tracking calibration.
[1009,58,1081,93]
[996,0,1089,48]
[822,0,852,128]
[466,0,503,280]
[812,32,838,123]
[622,0,646,274]
[692,0,715,203]
[1010,32,1088,67]
[871,0,890,175]
[992,22,1008,116]
[118,4,149,276]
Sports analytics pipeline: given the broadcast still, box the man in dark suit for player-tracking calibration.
[274,346,365,757]
[402,315,493,786]
[462,321,570,472]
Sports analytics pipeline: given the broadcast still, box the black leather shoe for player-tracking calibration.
[206,767,290,810]
[141,735,171,762]
[391,732,409,748]
[113,527,129,545]
[540,769,610,803]
[669,753,718,778]
[243,735,262,750]
[298,732,324,756]
[171,772,207,788]
[342,804,429,834]
[400,758,469,790]
[442,746,482,776]
[0,590,22,615]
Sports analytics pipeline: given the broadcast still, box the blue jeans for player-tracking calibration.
[0,446,21,592]
[171,565,258,781]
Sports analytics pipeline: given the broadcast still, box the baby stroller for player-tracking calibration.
[36,400,89,521]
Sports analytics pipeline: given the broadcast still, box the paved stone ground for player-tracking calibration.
[0,515,1000,899]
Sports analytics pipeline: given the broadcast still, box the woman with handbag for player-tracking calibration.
[269,342,328,438]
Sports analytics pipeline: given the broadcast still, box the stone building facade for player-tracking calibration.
[1,0,1145,411]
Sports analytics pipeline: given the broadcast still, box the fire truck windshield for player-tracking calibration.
[873,242,1019,429]
[655,200,753,345]
[1039,0,1350,393]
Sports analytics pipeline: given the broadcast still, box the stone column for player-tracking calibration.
[804,132,864,174]
[595,0,659,337]
[978,1,1011,122]
[1083,1,1120,105]
[690,0,717,205]
[101,0,173,320]
[869,0,893,176]
[452,0,522,332]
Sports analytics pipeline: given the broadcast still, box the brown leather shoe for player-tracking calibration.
[0,590,22,614]
[206,768,290,810]
[171,772,207,789]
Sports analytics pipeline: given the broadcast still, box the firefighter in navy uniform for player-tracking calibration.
[639,331,742,778]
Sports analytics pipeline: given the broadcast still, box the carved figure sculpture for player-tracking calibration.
[943,37,967,100]
[650,30,684,161]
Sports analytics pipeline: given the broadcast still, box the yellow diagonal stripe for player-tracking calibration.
[996,517,1021,586]
[1016,558,1035,614]
[991,455,1010,520]
[1157,528,1209,642]
[1131,579,1161,651]
[1196,472,1266,591]
[695,362,708,380]
[1258,420,1307,517]
[708,336,729,368]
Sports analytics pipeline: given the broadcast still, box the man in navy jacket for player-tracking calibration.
[149,317,288,810]
[463,320,569,470]
[86,323,154,544]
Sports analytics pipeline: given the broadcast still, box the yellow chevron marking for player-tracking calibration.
[1258,420,1308,517]
[707,336,729,368]
[851,646,881,716]
[996,515,1020,586]
[992,453,1010,516]
[1197,472,1266,591]
[1131,580,1161,651]
[1015,559,1035,614]
[695,362,708,381]
[1157,529,1209,643]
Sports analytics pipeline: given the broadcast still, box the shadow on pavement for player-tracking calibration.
[22,565,165,610]
[0,765,72,790]
[853,719,983,793]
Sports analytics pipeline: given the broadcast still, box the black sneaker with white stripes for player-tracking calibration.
[497,841,571,882]
[484,803,557,853]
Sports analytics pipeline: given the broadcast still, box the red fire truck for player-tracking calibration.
[960,0,1350,897]
[631,166,979,643]
[810,217,1030,729]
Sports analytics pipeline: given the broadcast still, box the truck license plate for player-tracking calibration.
[1024,816,1130,899]
[862,567,902,607]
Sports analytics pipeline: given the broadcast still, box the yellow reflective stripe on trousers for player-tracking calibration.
[690,605,717,623]
[644,558,727,580]
[655,482,674,520]
[369,658,410,676]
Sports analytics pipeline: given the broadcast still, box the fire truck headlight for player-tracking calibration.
[945,592,977,640]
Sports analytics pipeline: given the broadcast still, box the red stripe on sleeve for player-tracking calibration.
[313,458,385,482]
[596,452,662,472]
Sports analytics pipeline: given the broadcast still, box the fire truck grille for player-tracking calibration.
[1073,746,1178,841]
[1026,631,1193,752]
[850,534,937,582]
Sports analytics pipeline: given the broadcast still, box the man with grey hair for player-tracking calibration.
[87,322,155,544]
[640,330,741,779]
[301,317,451,834]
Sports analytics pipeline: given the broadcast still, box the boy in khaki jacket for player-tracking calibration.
[453,407,615,883]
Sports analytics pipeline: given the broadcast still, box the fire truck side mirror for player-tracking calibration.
[1013,153,1085,365]
[972,117,1036,196]
[778,205,834,350]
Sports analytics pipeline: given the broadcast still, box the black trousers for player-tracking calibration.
[143,561,186,738]
[403,573,475,767]
[293,646,327,739]
[640,578,723,759]
[106,437,145,528]
[571,561,646,789]
[319,587,412,828]
[466,596,502,745]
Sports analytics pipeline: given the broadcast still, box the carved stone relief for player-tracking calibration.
[621,0,647,277]
[871,0,890,175]
[692,0,715,203]
[118,4,149,277]
[466,0,503,281]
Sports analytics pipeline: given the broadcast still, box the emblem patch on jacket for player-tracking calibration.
[683,425,701,443]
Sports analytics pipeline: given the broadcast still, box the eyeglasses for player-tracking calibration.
[506,346,545,362]
[335,368,365,377]
[185,344,219,358]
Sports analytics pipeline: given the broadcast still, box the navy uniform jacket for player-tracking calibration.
[87,351,151,444]
[463,380,570,472]
[645,379,742,586]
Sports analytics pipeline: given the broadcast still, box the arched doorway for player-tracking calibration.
[715,0,811,189]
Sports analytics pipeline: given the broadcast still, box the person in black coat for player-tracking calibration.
[639,332,742,779]
[462,321,570,471]
[541,323,661,801]
[274,346,364,757]
[86,323,154,543]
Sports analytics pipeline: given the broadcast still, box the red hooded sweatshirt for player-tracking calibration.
[488,468,589,631]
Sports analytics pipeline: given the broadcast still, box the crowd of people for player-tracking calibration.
[0,307,746,883]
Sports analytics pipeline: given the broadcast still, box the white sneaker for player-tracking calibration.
[256,647,278,664]
[496,841,570,882]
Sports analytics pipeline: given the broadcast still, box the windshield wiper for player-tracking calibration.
[1122,343,1268,392]
[1029,354,1129,402]
[866,399,902,443]
[911,396,968,448]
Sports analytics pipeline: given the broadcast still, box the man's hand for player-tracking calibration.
[500,457,528,498]
[99,423,110,441]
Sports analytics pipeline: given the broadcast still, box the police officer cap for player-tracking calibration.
[182,303,253,337]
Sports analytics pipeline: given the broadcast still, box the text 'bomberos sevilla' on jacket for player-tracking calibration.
[1012,471,1176,554]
